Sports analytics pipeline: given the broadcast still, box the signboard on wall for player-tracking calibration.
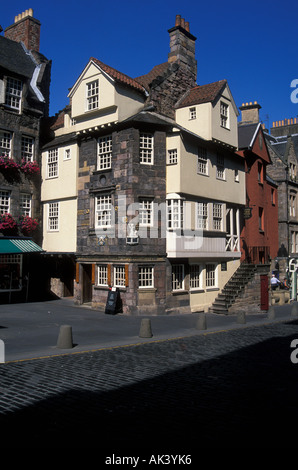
[243,207,252,219]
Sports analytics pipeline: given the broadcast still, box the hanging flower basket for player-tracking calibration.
[0,213,18,235]
[20,160,40,176]
[19,215,38,235]
[0,155,21,182]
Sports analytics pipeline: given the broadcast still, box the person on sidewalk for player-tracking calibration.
[271,274,281,290]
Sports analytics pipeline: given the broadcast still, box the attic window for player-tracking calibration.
[86,80,99,111]
[220,102,229,129]
[5,77,22,111]
[189,107,196,120]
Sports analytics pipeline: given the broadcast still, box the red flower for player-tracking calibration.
[20,160,40,175]
[0,156,20,170]
[19,215,38,234]
[0,213,18,232]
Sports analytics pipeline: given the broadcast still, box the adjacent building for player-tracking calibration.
[0,9,51,302]
[265,118,298,278]
[237,102,279,265]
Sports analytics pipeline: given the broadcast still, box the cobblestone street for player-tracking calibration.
[1,318,298,453]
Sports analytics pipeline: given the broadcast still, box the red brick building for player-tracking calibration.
[237,103,279,265]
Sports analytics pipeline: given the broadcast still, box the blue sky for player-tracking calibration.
[2,0,298,130]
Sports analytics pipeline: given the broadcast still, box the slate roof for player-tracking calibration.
[238,122,259,150]
[90,57,146,95]
[175,79,227,108]
[0,35,35,78]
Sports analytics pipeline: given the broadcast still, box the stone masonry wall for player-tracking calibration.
[228,264,271,314]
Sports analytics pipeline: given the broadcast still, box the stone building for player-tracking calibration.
[0,9,51,302]
[41,15,245,314]
[264,118,298,278]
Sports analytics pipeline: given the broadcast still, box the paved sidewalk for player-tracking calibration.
[0,297,296,362]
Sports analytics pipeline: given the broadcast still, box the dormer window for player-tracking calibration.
[220,101,229,129]
[86,80,99,111]
[189,107,196,120]
[5,77,22,111]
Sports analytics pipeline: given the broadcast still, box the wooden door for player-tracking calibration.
[260,274,269,310]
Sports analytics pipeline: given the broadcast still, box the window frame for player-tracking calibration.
[97,264,108,287]
[21,135,34,162]
[138,266,154,289]
[212,203,223,231]
[97,135,112,170]
[216,154,225,180]
[220,101,229,129]
[189,107,197,120]
[86,80,99,111]
[197,146,208,175]
[172,264,185,291]
[140,132,154,165]
[47,148,59,179]
[167,148,178,165]
[167,199,184,230]
[48,202,59,232]
[114,265,126,288]
[5,77,22,112]
[0,131,12,157]
[206,263,218,288]
[95,194,112,229]
[189,264,202,290]
[0,190,10,215]
[20,193,32,217]
[196,202,208,230]
[259,206,264,231]
[139,199,154,227]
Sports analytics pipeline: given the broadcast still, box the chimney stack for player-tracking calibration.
[4,8,41,52]
[168,14,197,82]
[239,101,261,124]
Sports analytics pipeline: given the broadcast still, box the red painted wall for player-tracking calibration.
[238,148,279,264]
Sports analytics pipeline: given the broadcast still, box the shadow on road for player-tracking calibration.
[1,321,298,451]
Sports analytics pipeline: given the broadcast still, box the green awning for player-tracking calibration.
[0,238,44,254]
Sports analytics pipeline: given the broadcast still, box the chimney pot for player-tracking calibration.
[175,15,181,26]
[181,18,185,29]
[185,21,190,32]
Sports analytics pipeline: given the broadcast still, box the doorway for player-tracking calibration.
[82,264,92,304]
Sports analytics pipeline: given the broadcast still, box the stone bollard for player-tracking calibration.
[279,291,285,305]
[237,311,246,324]
[196,312,207,330]
[57,325,73,349]
[291,303,298,318]
[267,306,275,320]
[139,318,153,338]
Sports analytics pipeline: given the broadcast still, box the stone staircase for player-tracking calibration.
[210,263,258,314]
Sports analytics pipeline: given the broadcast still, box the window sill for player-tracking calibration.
[93,168,112,175]
[206,287,219,292]
[190,289,204,293]
[138,287,156,292]
[172,290,188,295]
